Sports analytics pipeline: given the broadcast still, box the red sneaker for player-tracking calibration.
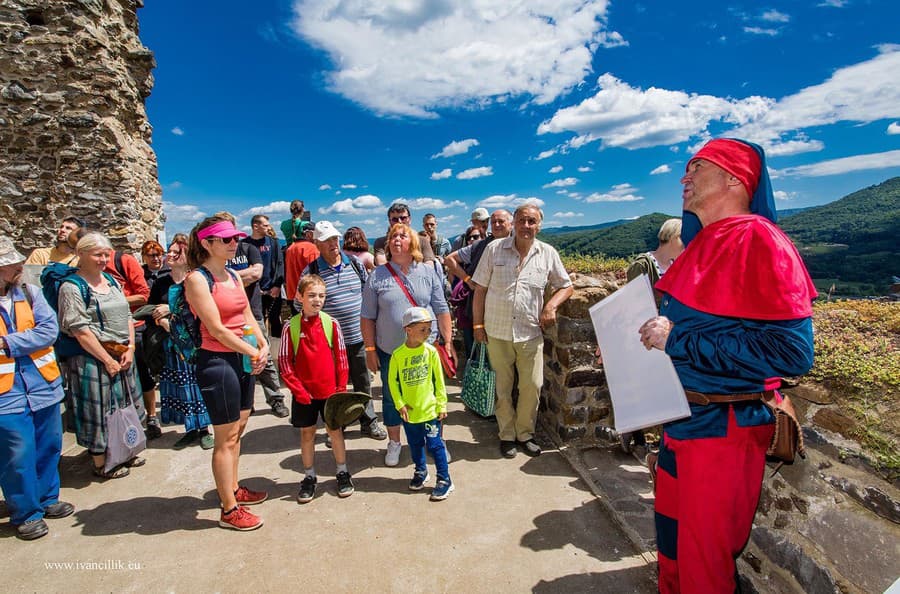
[234,485,267,505]
[219,505,263,531]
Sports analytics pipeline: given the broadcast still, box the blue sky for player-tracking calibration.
[140,0,900,241]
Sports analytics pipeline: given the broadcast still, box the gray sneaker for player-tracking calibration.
[360,420,388,440]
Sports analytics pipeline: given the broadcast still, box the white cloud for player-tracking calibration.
[549,165,563,174]
[319,184,332,190]
[776,149,900,177]
[773,190,797,201]
[584,183,644,202]
[553,211,583,218]
[760,10,790,22]
[887,122,900,135]
[240,200,293,218]
[405,197,467,210]
[478,194,544,209]
[543,177,579,188]
[163,201,206,234]
[171,126,184,136]
[535,149,557,160]
[743,26,779,36]
[319,194,385,215]
[577,166,592,172]
[817,0,847,6]
[430,168,453,180]
[432,138,479,159]
[457,166,493,180]
[538,73,773,150]
[341,183,358,189]
[650,164,671,175]
[164,181,183,190]
[539,46,900,155]
[291,0,620,118]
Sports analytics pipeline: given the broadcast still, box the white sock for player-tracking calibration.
[304,467,316,479]
[336,463,348,474]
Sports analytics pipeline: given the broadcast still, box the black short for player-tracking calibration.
[195,350,255,426]
[291,398,327,428]
[133,327,157,392]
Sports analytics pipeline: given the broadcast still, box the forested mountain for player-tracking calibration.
[542,177,900,296]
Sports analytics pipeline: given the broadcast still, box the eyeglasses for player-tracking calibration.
[208,236,238,244]
[390,215,410,224]
[468,235,482,241]
[146,253,163,258]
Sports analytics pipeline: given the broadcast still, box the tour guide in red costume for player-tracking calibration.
[637,138,817,592]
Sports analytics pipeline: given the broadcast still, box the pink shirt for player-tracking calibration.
[195,271,250,352]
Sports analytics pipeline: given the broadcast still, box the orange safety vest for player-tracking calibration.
[0,295,61,394]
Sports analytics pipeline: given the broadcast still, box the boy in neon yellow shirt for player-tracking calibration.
[388,307,453,500]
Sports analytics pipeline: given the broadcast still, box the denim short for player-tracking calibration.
[195,350,255,426]
[378,348,402,427]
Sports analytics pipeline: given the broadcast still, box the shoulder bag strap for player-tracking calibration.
[385,263,418,307]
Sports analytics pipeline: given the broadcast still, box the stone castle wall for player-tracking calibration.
[539,276,900,593]
[0,0,161,251]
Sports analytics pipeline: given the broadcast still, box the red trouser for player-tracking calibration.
[655,407,774,593]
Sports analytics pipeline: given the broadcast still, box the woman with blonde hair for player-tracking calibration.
[186,215,269,531]
[58,232,145,479]
[361,223,455,467]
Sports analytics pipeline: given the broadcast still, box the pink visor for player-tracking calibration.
[197,221,248,241]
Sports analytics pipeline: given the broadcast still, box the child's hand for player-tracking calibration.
[399,406,409,422]
[438,411,447,420]
[294,392,311,405]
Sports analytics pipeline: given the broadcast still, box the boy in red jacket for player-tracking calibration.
[278,275,352,503]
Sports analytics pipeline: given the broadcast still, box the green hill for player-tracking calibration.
[779,176,900,296]
[540,212,674,257]
[542,177,899,297]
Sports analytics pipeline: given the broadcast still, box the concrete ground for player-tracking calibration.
[0,371,656,593]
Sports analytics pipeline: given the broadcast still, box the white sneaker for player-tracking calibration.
[385,441,402,467]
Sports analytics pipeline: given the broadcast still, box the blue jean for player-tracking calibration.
[402,419,450,480]
[0,403,62,525]
[377,348,403,427]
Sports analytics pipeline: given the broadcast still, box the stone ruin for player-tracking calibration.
[0,0,161,252]
[540,274,900,593]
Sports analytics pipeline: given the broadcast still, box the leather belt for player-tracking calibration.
[684,390,771,405]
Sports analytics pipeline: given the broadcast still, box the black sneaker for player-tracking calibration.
[297,476,317,504]
[145,417,162,440]
[44,501,75,519]
[336,471,354,498]
[270,400,289,418]
[500,440,517,459]
[16,518,49,540]
[409,470,429,491]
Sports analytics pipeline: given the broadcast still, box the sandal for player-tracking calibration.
[124,456,146,468]
[93,465,130,479]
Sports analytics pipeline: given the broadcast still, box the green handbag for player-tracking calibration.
[461,342,496,417]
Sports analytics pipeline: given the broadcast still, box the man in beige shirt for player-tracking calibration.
[471,204,573,458]
[24,217,84,266]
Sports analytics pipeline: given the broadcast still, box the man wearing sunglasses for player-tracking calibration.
[373,203,435,266]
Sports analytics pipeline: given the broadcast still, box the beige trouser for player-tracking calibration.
[486,335,543,442]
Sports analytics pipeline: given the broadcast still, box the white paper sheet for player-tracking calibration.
[589,274,690,433]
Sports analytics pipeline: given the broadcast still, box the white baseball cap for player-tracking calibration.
[313,221,341,242]
[402,306,433,327]
[471,207,490,222]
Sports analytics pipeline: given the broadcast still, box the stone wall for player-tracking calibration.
[540,276,900,593]
[0,0,161,251]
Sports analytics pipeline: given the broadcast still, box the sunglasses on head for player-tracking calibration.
[208,236,238,244]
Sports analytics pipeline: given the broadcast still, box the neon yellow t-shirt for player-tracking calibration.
[387,342,447,424]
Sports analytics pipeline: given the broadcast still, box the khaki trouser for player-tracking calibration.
[486,335,543,442]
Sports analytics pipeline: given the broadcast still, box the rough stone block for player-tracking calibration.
[562,406,587,425]
[557,425,586,441]
[556,316,596,344]
[565,388,585,405]
[558,286,616,319]
[565,366,605,388]
[812,407,858,440]
[751,527,839,594]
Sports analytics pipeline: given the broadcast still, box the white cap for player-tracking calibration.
[402,306,433,327]
[313,221,341,242]
[471,207,490,221]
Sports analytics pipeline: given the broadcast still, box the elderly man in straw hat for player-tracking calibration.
[0,235,75,540]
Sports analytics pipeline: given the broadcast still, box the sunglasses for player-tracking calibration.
[468,235,482,240]
[208,236,238,244]
[390,215,410,224]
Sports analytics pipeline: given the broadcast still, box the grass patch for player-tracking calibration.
[561,254,629,275]
[810,300,900,476]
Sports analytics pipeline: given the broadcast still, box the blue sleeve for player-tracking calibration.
[662,297,814,389]
[5,285,60,356]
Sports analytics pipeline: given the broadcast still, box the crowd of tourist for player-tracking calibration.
[1,137,816,594]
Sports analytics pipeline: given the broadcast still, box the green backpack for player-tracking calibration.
[288,311,334,361]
